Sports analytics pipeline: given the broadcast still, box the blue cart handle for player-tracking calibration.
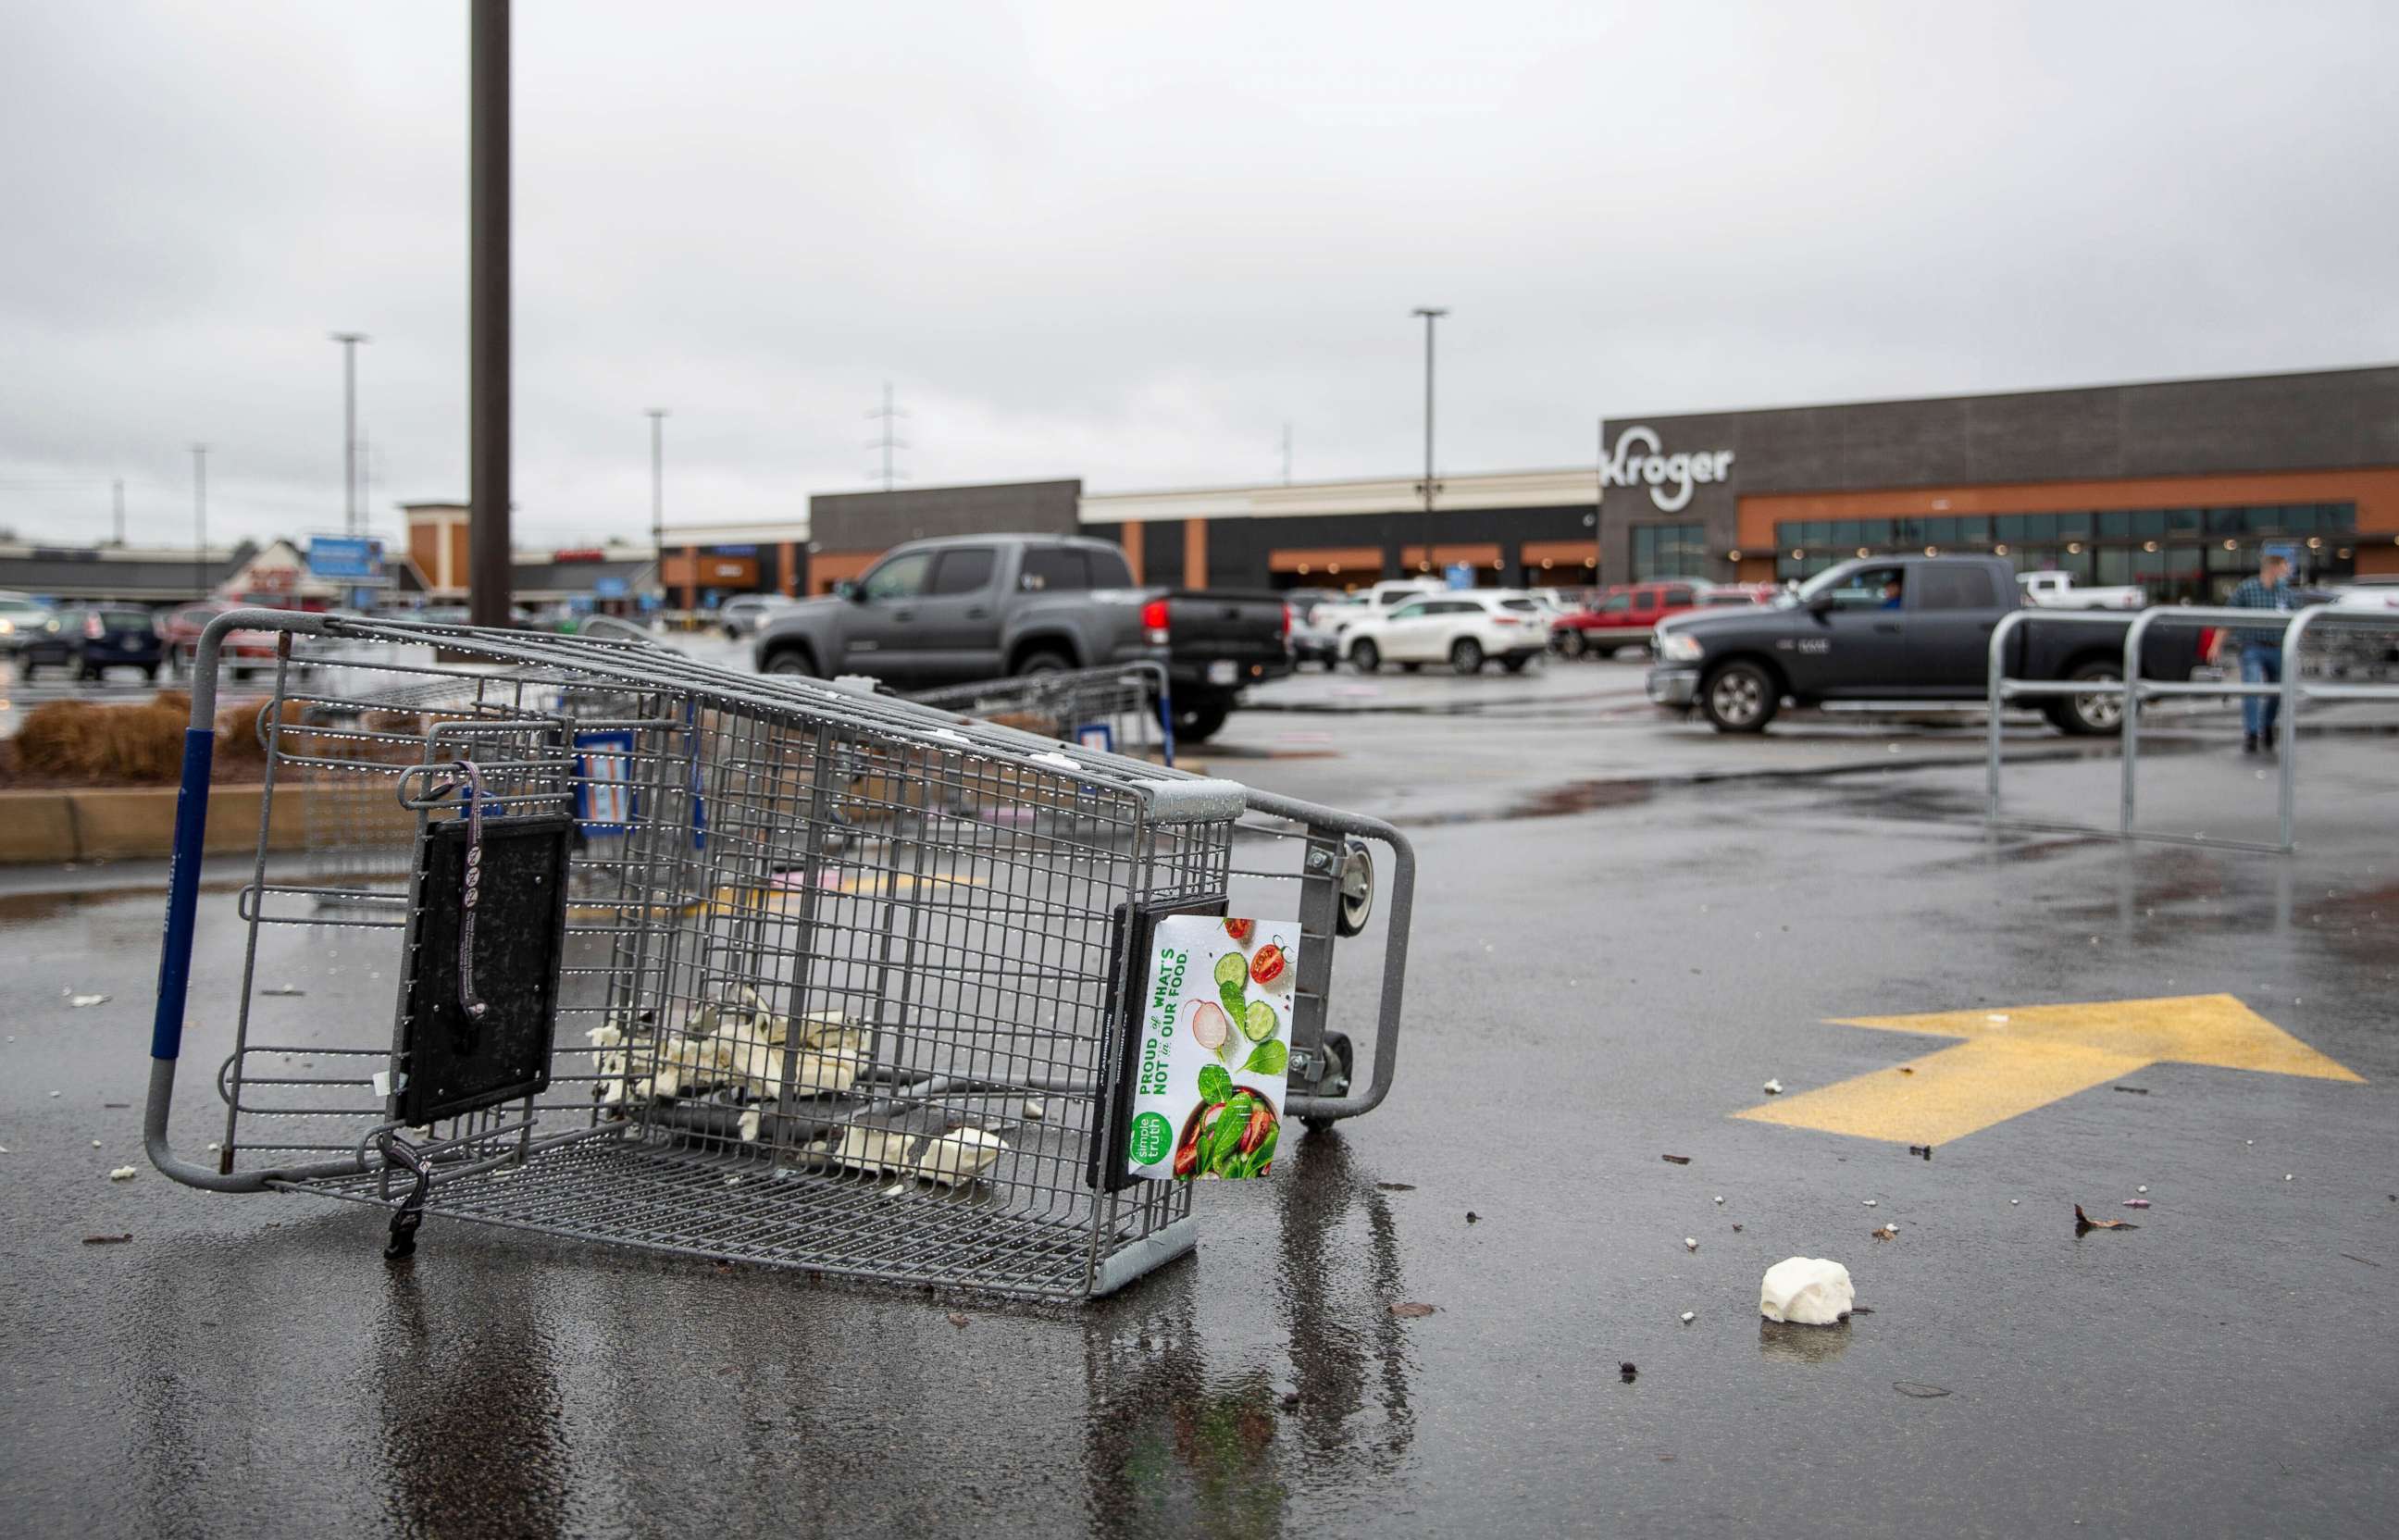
[149,728,215,1062]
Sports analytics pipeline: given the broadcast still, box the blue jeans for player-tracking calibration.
[2241,643,2283,739]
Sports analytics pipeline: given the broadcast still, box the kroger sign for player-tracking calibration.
[1600,427,1734,513]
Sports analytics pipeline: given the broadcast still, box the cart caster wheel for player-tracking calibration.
[1335,838,1374,938]
[384,1209,422,1261]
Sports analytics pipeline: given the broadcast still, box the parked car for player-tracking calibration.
[2016,570,2147,610]
[752,534,1291,742]
[1696,582,1777,608]
[1340,590,1549,676]
[1552,580,1710,657]
[719,593,797,639]
[160,601,279,679]
[18,604,168,681]
[1645,554,2210,735]
[1285,588,1352,667]
[0,590,57,668]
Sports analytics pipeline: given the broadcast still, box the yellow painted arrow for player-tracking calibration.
[1734,994,2362,1146]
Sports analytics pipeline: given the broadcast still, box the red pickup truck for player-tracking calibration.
[1553,581,1705,657]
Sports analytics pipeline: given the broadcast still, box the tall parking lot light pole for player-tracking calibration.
[466,0,514,628]
[646,407,667,610]
[1411,307,1447,575]
[190,444,209,600]
[329,332,369,536]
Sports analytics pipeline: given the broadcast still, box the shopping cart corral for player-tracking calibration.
[908,661,1177,767]
[145,611,1411,1302]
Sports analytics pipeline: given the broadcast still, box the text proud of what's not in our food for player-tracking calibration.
[1125,915,1294,1181]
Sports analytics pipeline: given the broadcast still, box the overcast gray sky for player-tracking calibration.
[3,1,2394,550]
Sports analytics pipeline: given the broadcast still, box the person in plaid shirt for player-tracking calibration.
[2218,551,2295,753]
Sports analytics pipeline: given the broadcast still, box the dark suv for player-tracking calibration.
[18,604,167,681]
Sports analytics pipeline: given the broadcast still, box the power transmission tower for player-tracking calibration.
[866,380,908,491]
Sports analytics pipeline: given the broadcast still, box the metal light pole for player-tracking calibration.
[329,331,369,536]
[1411,306,1447,575]
[466,0,514,628]
[190,444,209,600]
[646,408,667,610]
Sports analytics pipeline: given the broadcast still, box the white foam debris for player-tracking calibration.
[69,994,109,1008]
[1684,1236,1698,1251]
[90,1140,102,1149]
[1862,1199,1878,1208]
[1679,1310,1696,1324]
[1760,1257,1854,1325]
[1762,1078,1784,1096]
[106,1165,138,1182]
[1713,1195,1724,1205]
[1022,1099,1047,1122]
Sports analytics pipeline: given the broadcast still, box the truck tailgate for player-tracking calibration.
[1165,590,1289,683]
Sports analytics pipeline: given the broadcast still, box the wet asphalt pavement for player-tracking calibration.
[4,663,2396,1537]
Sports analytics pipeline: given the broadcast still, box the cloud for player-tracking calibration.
[2,0,2393,550]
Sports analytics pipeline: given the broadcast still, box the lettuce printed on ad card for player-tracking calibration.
[1124,913,1296,1181]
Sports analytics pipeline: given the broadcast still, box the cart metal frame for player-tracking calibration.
[145,612,1411,1302]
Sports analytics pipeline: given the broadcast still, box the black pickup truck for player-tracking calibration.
[752,533,1289,741]
[1645,554,2209,735]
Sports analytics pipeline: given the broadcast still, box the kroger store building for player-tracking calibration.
[1592,365,2399,602]
[660,366,2397,604]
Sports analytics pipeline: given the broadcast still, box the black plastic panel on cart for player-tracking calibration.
[392,813,574,1125]
[1088,895,1228,1194]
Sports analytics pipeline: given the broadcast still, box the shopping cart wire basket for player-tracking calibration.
[908,660,1176,766]
[145,612,1411,1302]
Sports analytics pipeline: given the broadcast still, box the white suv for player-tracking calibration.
[1341,591,1549,675]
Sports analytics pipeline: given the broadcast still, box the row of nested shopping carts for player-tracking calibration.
[144,613,1407,1303]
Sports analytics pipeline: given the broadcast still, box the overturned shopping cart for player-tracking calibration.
[145,613,1409,1302]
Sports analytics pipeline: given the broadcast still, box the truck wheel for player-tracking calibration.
[1349,640,1380,674]
[1449,638,1485,675]
[1175,700,1230,743]
[1014,648,1071,677]
[763,648,817,677]
[1701,661,1778,733]
[2050,660,2125,736]
[1555,630,1586,659]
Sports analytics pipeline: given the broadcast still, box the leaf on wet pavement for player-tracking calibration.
[1388,1302,1436,1319]
[2074,1204,2136,1231]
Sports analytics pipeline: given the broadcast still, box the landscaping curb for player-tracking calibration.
[0,784,335,864]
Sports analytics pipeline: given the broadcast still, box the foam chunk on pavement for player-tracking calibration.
[1760,1256,1854,1324]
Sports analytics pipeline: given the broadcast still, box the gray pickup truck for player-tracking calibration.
[752,533,1291,741]
[1645,553,2208,734]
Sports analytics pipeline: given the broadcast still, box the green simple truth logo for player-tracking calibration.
[1128,1112,1173,1165]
